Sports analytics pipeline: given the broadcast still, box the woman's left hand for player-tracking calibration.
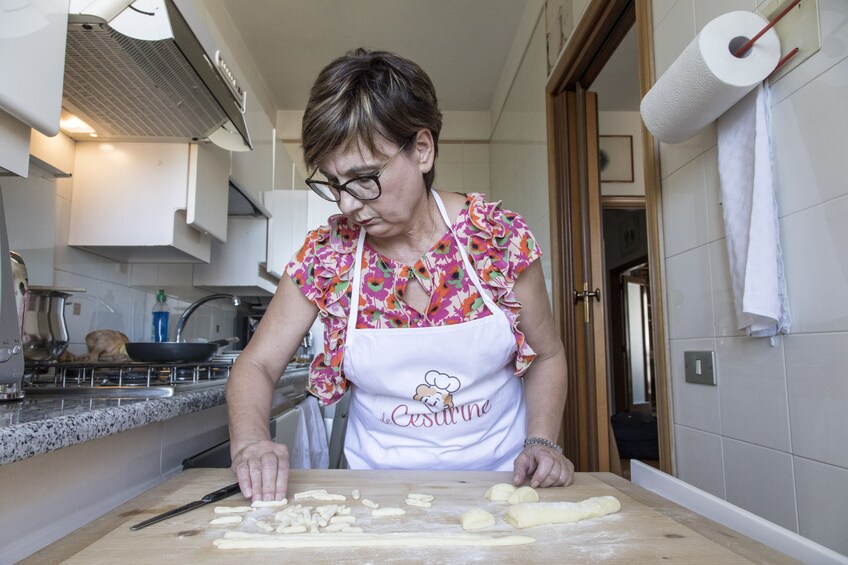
[512,444,575,488]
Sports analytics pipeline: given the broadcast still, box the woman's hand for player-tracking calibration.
[231,440,291,502]
[512,444,575,488]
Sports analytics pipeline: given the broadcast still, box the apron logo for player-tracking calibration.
[413,370,461,413]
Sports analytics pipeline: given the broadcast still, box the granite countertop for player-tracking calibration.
[0,387,227,466]
[0,366,309,467]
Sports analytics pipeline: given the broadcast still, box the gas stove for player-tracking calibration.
[23,354,240,398]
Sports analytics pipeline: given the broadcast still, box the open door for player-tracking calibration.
[547,0,672,475]
[549,86,610,472]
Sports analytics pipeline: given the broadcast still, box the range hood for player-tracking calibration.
[62,0,252,151]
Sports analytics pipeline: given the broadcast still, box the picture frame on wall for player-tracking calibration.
[598,135,634,183]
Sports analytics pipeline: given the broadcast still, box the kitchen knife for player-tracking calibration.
[129,482,242,531]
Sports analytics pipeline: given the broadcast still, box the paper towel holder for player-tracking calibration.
[733,0,801,77]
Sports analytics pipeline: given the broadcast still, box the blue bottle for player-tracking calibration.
[151,289,170,342]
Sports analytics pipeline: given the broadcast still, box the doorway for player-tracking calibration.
[546,0,671,475]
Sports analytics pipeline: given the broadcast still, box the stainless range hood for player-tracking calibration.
[63,0,252,151]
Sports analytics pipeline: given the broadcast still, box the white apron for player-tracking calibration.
[342,191,527,471]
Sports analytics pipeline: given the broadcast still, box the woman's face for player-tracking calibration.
[316,131,435,239]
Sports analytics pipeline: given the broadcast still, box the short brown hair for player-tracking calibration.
[301,48,442,189]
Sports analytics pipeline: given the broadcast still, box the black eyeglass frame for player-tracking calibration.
[305,142,408,203]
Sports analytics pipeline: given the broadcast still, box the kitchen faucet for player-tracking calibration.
[174,294,240,342]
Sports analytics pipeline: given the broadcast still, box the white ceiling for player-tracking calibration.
[220,0,529,112]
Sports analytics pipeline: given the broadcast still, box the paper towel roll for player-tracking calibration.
[641,11,780,144]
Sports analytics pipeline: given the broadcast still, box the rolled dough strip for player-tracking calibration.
[361,498,379,509]
[214,506,252,514]
[504,496,621,529]
[214,531,536,549]
[406,493,434,502]
[251,499,288,508]
[405,499,432,508]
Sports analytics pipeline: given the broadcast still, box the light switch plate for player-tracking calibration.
[684,351,716,386]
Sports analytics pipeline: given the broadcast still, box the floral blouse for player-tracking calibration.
[285,192,542,405]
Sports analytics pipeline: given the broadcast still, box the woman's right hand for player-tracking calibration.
[231,440,291,502]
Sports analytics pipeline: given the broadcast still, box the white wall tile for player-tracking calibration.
[52,270,99,353]
[652,0,678,30]
[708,240,745,337]
[702,146,725,242]
[785,333,848,468]
[436,162,463,192]
[717,337,791,451]
[779,196,848,333]
[793,457,848,555]
[665,247,716,338]
[693,0,758,34]
[670,338,722,433]
[771,56,848,217]
[723,437,798,532]
[437,143,463,164]
[769,0,848,106]
[662,155,709,257]
[93,280,132,336]
[674,424,726,498]
[653,0,695,78]
[462,143,490,164]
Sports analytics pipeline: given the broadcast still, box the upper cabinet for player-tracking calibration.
[69,142,229,263]
[230,110,275,201]
[193,216,278,296]
[0,0,67,176]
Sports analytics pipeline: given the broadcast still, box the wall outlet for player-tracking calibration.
[684,351,716,386]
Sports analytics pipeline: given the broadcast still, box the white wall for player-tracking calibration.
[598,111,646,196]
[653,0,848,555]
[490,11,552,300]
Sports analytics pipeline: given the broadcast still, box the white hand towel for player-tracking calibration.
[299,395,330,469]
[717,82,790,337]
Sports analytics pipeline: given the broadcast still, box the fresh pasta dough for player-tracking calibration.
[460,508,496,530]
[484,483,516,501]
[506,486,539,504]
[504,496,621,528]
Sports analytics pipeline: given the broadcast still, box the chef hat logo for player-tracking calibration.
[424,370,461,393]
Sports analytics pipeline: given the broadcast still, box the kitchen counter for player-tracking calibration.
[0,387,225,465]
[21,468,799,564]
[0,366,309,562]
[0,366,308,466]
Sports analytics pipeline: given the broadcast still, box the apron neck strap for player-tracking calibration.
[347,191,501,336]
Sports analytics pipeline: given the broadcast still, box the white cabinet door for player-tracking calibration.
[263,190,340,279]
[230,110,274,201]
[193,216,278,296]
[263,190,307,278]
[69,142,214,263]
[0,0,67,137]
[187,143,229,242]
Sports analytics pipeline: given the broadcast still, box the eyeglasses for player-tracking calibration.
[305,143,407,202]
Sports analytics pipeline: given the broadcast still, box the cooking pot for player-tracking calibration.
[22,286,77,362]
[125,338,238,363]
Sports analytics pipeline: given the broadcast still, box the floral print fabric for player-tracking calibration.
[285,192,541,405]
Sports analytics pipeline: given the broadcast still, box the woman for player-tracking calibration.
[227,48,574,502]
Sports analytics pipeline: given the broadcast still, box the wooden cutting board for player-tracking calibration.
[28,468,798,564]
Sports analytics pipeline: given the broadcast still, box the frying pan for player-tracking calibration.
[125,338,239,363]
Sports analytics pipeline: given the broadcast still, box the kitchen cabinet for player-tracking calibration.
[263,189,339,277]
[193,216,279,296]
[230,110,274,201]
[0,0,67,177]
[69,141,230,263]
[29,129,75,177]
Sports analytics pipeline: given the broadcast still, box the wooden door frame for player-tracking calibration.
[546,0,673,474]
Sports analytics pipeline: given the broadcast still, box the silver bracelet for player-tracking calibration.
[524,436,563,454]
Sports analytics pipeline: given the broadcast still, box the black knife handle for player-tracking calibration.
[201,482,242,503]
